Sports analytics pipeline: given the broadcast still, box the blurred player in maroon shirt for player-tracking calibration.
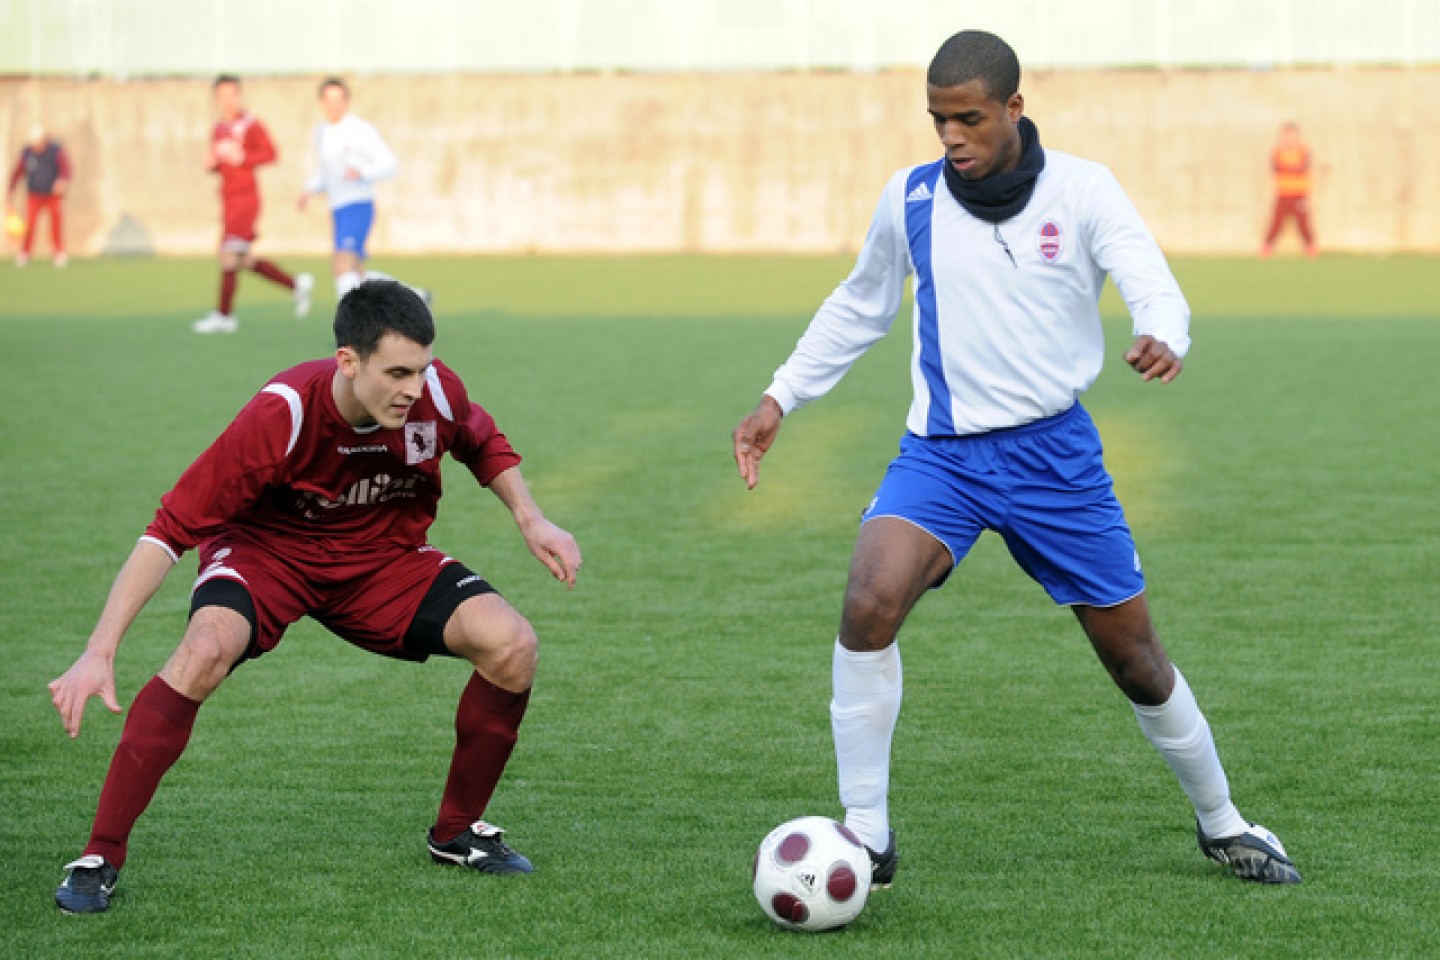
[50,281,581,913]
[193,75,314,334]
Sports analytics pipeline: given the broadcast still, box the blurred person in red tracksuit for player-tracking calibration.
[1262,122,1317,259]
[7,125,71,267]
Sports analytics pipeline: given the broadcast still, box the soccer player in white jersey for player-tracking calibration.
[298,78,426,302]
[731,30,1300,886]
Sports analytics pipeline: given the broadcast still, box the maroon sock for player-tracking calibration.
[84,676,201,870]
[251,259,295,289]
[219,269,238,315]
[434,673,530,843]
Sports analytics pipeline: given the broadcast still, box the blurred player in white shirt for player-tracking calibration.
[299,78,426,303]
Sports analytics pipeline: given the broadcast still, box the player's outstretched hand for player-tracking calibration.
[732,395,784,490]
[1125,335,1183,383]
[48,650,122,739]
[520,515,583,590]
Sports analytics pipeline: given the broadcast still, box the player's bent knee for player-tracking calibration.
[1097,636,1174,704]
[475,623,536,692]
[446,597,538,691]
[1112,653,1174,705]
[842,586,895,628]
[497,620,539,687]
[163,609,248,699]
[840,582,908,650]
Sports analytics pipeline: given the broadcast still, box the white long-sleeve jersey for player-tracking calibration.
[304,114,398,210]
[765,150,1191,436]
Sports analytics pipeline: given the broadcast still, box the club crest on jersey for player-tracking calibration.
[405,421,438,464]
[1037,219,1063,262]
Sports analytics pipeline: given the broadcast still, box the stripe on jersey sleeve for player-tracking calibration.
[138,535,180,564]
[425,366,454,421]
[261,383,304,456]
[903,160,954,436]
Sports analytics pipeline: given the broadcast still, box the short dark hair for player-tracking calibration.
[213,74,241,90]
[319,76,349,98]
[334,281,434,358]
[927,30,1021,102]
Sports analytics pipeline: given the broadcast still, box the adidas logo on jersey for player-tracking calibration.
[906,182,933,203]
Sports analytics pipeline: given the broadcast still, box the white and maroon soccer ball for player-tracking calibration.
[752,816,872,931]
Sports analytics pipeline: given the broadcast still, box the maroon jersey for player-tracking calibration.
[142,358,521,564]
[210,112,278,201]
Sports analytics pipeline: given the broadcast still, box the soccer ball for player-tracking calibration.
[4,213,23,238]
[752,816,872,931]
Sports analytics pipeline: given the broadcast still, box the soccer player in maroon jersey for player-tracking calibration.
[50,281,581,913]
[193,75,314,334]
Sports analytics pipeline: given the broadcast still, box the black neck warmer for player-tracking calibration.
[942,116,1045,223]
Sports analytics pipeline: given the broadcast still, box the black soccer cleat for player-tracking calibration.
[55,855,119,914]
[1197,821,1302,884]
[866,830,899,888]
[427,820,533,874]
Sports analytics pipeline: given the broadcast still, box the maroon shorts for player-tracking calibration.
[221,194,260,247]
[190,529,490,662]
[1265,194,1314,247]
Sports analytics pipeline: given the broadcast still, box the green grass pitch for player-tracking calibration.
[2,254,1437,958]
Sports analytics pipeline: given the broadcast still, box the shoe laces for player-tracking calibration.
[465,821,520,859]
[64,855,108,873]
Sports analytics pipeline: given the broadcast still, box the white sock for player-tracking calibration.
[1132,666,1248,839]
[830,639,903,851]
[336,270,363,297]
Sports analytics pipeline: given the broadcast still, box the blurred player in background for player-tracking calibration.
[299,78,426,301]
[49,280,581,913]
[6,124,71,267]
[1261,122,1317,259]
[193,75,314,335]
[733,30,1301,888]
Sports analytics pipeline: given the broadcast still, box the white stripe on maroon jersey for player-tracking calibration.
[261,384,304,455]
[425,366,454,421]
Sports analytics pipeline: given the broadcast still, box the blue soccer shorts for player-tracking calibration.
[331,201,375,258]
[861,402,1145,607]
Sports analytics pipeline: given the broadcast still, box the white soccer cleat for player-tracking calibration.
[192,311,238,334]
[54,253,69,268]
[294,272,314,318]
[14,253,28,267]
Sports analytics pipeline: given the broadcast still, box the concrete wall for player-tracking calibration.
[3,68,1437,257]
